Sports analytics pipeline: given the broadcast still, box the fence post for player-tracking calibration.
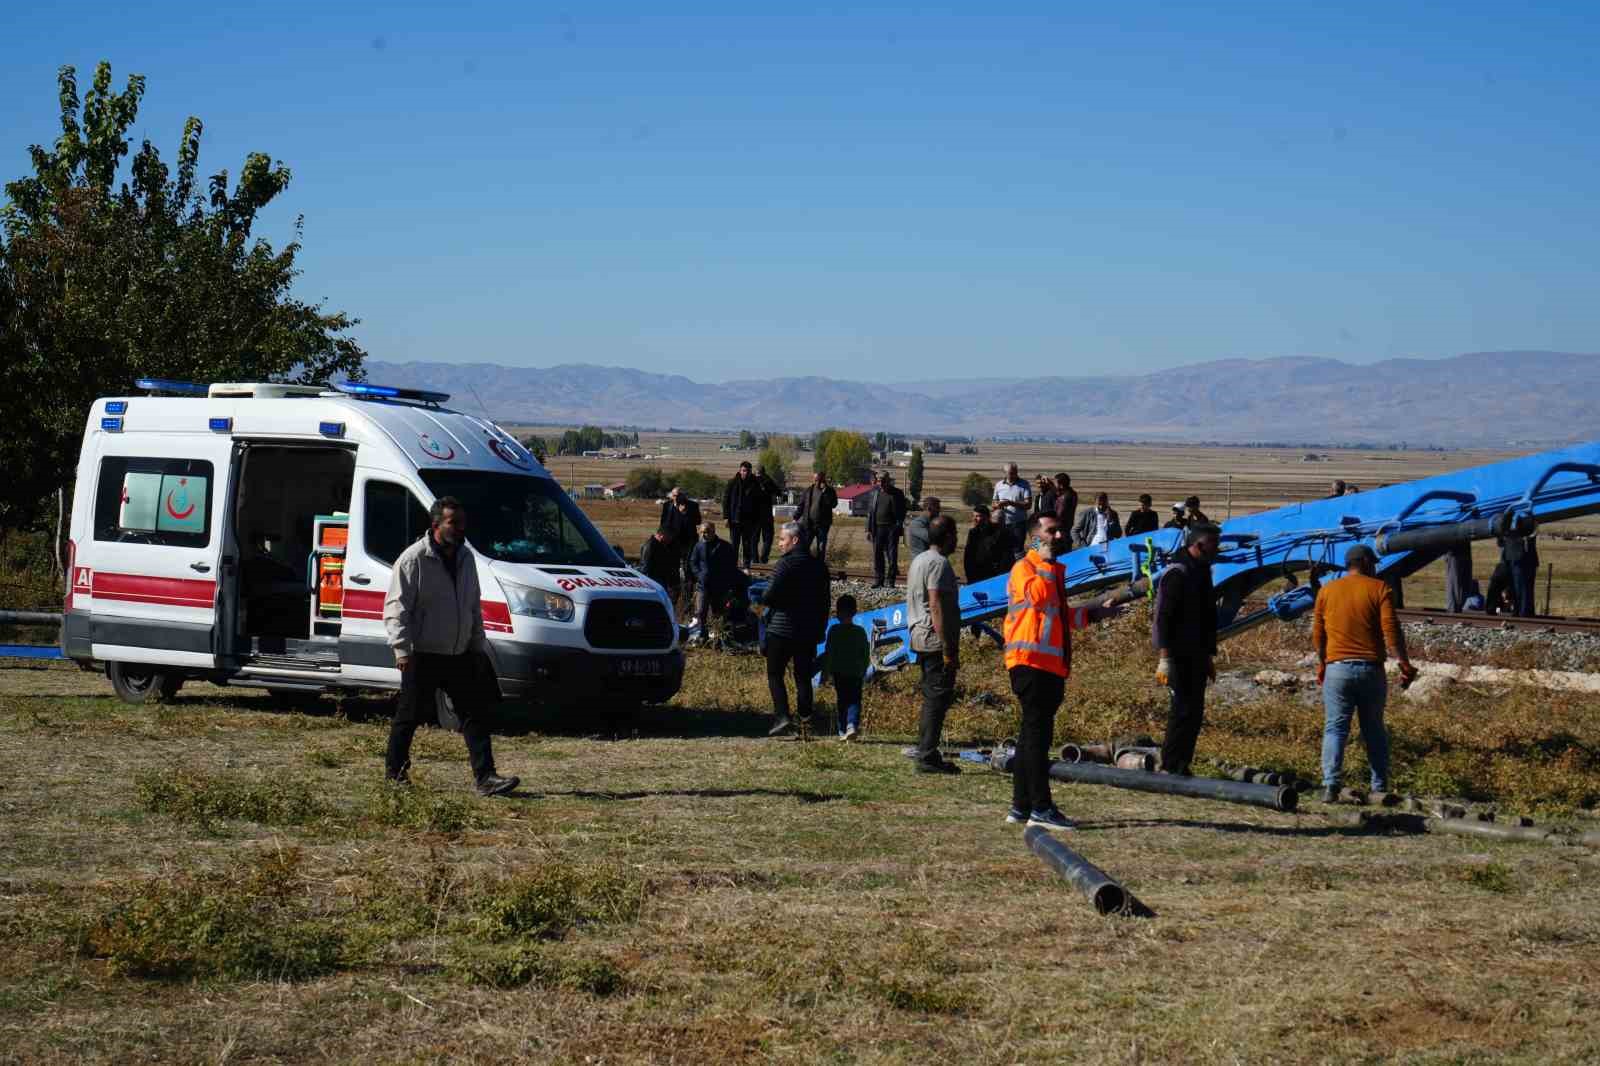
[1544,562,1554,616]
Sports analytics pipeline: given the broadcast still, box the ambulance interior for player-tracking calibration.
[232,445,355,649]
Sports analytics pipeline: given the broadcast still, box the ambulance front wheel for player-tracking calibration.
[107,662,184,704]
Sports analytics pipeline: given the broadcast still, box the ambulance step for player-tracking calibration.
[245,654,341,673]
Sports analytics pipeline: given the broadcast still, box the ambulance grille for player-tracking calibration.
[584,599,674,650]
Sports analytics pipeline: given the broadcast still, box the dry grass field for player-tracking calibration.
[3,601,1599,1064]
[3,435,1599,1063]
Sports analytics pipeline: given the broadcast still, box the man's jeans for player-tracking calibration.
[1321,660,1391,791]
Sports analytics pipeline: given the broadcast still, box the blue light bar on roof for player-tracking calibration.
[209,417,233,432]
[101,417,123,432]
[319,421,346,438]
[134,378,208,396]
[105,401,127,414]
[333,381,451,403]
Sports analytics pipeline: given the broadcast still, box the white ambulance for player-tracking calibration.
[62,379,683,709]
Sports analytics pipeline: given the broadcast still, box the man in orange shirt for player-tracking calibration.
[1312,545,1418,803]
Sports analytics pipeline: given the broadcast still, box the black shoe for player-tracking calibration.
[915,758,960,775]
[385,771,411,788]
[476,773,520,797]
[768,717,794,737]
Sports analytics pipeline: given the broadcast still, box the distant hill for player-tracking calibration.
[359,351,1600,447]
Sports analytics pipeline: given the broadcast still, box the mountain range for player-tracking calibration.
[360,351,1600,448]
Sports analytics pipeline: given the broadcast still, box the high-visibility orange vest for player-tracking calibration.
[1004,549,1090,677]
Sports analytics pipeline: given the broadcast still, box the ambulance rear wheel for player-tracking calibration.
[107,662,181,705]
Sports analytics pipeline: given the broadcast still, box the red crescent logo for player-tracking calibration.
[165,491,196,520]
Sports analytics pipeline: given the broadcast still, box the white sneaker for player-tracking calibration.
[843,724,859,741]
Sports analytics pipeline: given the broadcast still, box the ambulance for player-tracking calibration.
[62,379,683,710]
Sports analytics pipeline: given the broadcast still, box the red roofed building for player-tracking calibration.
[834,483,877,517]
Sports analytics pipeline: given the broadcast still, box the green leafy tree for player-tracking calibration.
[670,468,723,500]
[907,447,924,503]
[625,466,668,498]
[518,435,550,463]
[817,430,873,487]
[0,62,366,527]
[960,472,995,509]
[737,429,757,450]
[756,445,789,491]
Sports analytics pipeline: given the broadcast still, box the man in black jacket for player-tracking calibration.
[963,505,1012,583]
[723,462,761,569]
[638,530,681,603]
[762,521,831,736]
[1125,494,1160,536]
[689,522,740,644]
[797,472,837,558]
[1152,523,1221,776]
[752,464,780,564]
[659,487,702,608]
[865,472,908,588]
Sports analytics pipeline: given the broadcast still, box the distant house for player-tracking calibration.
[835,483,877,517]
[582,484,605,500]
[604,481,628,499]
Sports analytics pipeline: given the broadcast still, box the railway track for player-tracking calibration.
[1394,608,1600,636]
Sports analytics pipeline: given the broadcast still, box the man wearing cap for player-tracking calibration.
[1163,503,1188,530]
[1125,493,1160,536]
[1312,545,1417,803]
[1152,523,1222,776]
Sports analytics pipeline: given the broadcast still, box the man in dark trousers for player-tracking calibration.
[723,462,761,569]
[1152,523,1222,777]
[1053,474,1079,532]
[1500,531,1540,616]
[660,487,701,608]
[383,497,518,796]
[866,471,908,588]
[752,463,780,563]
[1124,493,1160,536]
[762,521,831,736]
[906,514,963,773]
[797,471,837,558]
[1443,541,1473,613]
[688,521,739,644]
[963,505,1012,584]
[1002,513,1123,828]
[638,530,681,604]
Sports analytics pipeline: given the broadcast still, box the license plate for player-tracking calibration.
[612,657,664,677]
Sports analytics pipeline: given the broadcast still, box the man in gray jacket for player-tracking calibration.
[383,496,519,796]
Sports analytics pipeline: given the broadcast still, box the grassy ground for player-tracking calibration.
[4,610,1600,1064]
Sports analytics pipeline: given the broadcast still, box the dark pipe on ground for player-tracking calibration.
[1430,818,1553,844]
[1045,760,1299,813]
[1023,826,1127,916]
[0,610,62,626]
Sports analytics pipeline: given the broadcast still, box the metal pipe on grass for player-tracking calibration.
[1023,826,1127,916]
[1045,760,1299,813]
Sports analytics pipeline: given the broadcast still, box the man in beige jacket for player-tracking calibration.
[383,496,519,796]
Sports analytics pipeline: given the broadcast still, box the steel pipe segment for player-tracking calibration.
[1046,760,1299,813]
[1429,818,1554,844]
[1023,826,1127,916]
[1059,742,1113,764]
[0,611,62,626]
[1115,751,1157,771]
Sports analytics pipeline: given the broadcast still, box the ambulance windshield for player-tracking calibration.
[419,471,621,567]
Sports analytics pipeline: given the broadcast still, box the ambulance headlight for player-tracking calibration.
[503,582,574,622]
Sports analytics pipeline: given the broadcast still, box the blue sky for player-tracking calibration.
[3,2,1596,382]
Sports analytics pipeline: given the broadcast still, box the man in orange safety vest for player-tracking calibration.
[1003,512,1125,831]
